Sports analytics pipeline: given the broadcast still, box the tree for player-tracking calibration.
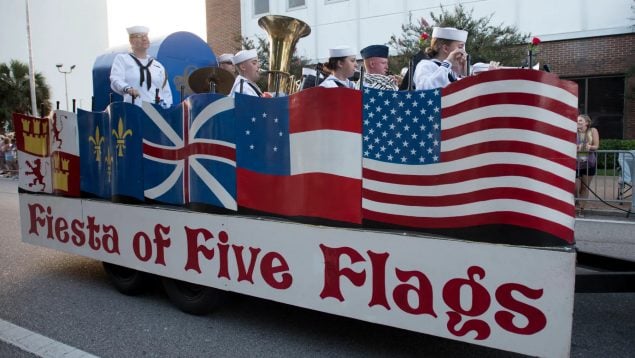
[388,4,530,75]
[0,59,51,131]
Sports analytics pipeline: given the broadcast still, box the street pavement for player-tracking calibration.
[1,178,634,358]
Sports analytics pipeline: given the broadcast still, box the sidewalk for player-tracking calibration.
[578,175,633,219]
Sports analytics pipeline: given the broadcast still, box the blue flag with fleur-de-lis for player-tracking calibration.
[108,102,144,203]
[78,108,112,199]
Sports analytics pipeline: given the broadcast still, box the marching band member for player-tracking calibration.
[412,27,468,90]
[110,26,173,108]
[229,49,269,97]
[360,45,398,90]
[319,46,357,89]
[217,53,236,75]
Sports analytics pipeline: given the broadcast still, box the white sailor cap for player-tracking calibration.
[217,53,234,64]
[302,67,316,76]
[328,46,356,58]
[431,27,468,42]
[127,26,149,35]
[232,49,258,65]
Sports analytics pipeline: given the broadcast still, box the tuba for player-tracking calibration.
[258,15,311,95]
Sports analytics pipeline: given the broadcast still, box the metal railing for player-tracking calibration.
[576,150,634,212]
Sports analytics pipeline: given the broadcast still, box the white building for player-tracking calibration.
[239,0,633,61]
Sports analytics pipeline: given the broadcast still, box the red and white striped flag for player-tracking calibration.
[362,69,578,246]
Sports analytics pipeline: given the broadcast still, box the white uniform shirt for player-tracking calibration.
[413,59,458,90]
[110,53,172,108]
[230,75,263,97]
[319,75,355,89]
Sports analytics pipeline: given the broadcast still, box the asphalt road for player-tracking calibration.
[1,179,634,358]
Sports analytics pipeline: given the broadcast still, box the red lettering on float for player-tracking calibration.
[495,283,547,335]
[70,219,85,246]
[217,231,230,279]
[319,244,366,301]
[367,251,390,309]
[27,203,119,254]
[442,266,491,340]
[152,224,171,265]
[133,231,153,262]
[393,269,437,317]
[184,226,215,273]
[54,217,69,243]
[260,252,292,289]
[232,245,261,283]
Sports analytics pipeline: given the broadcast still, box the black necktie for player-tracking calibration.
[129,54,153,90]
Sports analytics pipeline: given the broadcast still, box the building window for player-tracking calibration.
[569,76,625,139]
[254,0,269,15]
[289,0,305,8]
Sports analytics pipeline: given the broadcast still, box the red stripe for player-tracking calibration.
[289,87,362,134]
[441,69,578,97]
[363,187,575,216]
[441,92,578,119]
[440,141,576,169]
[363,164,575,192]
[237,168,362,224]
[442,116,576,143]
[362,209,574,244]
[183,104,190,203]
[143,142,236,161]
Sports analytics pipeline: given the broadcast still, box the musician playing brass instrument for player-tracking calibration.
[229,49,269,97]
[319,46,358,89]
[413,27,468,90]
[360,45,398,91]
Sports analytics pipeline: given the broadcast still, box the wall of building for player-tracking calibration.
[206,0,242,55]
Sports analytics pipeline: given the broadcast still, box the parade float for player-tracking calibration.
[13,16,586,357]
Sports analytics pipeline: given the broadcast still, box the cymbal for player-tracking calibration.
[187,66,235,95]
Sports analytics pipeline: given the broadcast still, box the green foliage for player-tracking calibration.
[387,4,530,75]
[0,59,51,131]
[599,139,635,151]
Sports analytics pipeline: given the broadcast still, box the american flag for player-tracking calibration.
[362,69,578,245]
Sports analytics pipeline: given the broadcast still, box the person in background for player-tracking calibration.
[359,45,398,91]
[110,26,173,108]
[230,49,269,97]
[319,46,357,89]
[217,53,236,75]
[412,27,468,90]
[575,114,600,217]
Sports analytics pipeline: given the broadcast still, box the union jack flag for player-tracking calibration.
[142,94,236,210]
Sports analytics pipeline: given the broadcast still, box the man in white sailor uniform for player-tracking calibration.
[360,44,398,91]
[110,26,173,108]
[217,53,236,75]
[229,49,268,97]
[319,46,358,89]
[412,27,468,90]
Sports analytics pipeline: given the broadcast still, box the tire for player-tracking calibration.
[102,262,150,295]
[161,277,226,315]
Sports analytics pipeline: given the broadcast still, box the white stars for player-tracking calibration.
[410,149,416,155]
[420,124,426,131]
[376,106,382,112]
[419,156,425,163]
[419,91,426,98]
[376,121,383,128]
[245,130,251,135]
[433,106,439,113]
[402,140,409,147]
[433,123,439,130]
[391,92,398,98]
[369,128,375,135]
[387,139,394,146]
[273,146,278,152]
[368,144,375,150]
[382,131,388,137]
[420,108,427,115]
[419,140,425,147]
[428,115,435,122]
[251,117,256,123]
[411,133,418,139]
[369,112,375,119]
[394,147,401,154]
[387,154,394,161]
[279,131,283,137]
[405,109,411,116]
[404,124,410,131]
[427,147,433,154]
[390,108,397,115]
[249,144,255,150]
[369,97,376,103]
[398,101,405,107]
[433,140,439,146]
[262,112,267,118]
[364,135,370,142]
[433,155,439,161]
[382,114,388,121]
[433,89,439,96]
[378,91,384,97]
[427,132,433,139]
[411,100,418,107]
[405,93,412,99]
[364,88,370,94]
[401,156,407,163]
[364,119,370,125]
[374,137,380,143]
[412,116,419,123]
[364,104,370,110]
[427,99,433,106]
[380,146,386,152]
[389,124,396,130]
[396,116,403,123]
[395,132,402,138]
[384,99,390,106]
[274,117,279,123]
[375,152,382,159]
[364,150,370,156]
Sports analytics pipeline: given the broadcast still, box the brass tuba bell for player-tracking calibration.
[258,15,311,95]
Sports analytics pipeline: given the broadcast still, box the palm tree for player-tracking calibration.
[0,59,51,131]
